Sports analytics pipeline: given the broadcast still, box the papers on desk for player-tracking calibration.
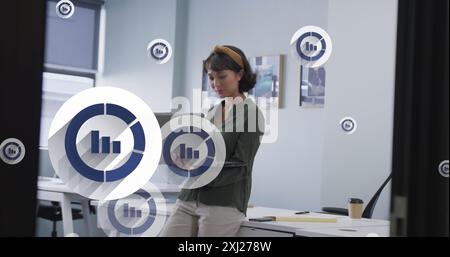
[252,216,338,223]
[269,216,337,223]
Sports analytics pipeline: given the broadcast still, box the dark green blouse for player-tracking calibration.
[177,98,264,215]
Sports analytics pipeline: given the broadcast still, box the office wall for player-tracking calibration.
[40,73,94,148]
[96,0,178,112]
[177,0,397,218]
[320,0,398,219]
[37,0,398,237]
[178,0,330,211]
[37,0,181,236]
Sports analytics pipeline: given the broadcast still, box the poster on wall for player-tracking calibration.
[299,66,326,107]
[248,55,283,110]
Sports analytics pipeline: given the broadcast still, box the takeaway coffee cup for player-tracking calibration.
[348,198,364,219]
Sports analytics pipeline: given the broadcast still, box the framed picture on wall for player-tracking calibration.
[248,55,283,110]
[299,65,326,107]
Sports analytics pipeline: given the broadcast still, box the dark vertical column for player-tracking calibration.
[391,0,449,236]
[0,0,46,236]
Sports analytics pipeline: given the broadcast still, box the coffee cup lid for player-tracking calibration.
[349,198,364,204]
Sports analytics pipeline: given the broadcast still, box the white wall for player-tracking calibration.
[177,0,398,218]
[320,0,398,219]
[179,0,330,211]
[96,0,178,112]
[94,0,398,218]
[37,0,398,237]
[40,73,94,148]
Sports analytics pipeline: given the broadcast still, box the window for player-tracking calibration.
[41,0,103,147]
[40,72,94,147]
[44,0,103,77]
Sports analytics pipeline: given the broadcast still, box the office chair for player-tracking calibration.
[36,151,96,236]
[36,201,96,237]
[322,173,392,219]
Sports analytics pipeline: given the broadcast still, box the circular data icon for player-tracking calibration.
[147,39,172,64]
[290,26,333,67]
[48,87,162,200]
[56,0,75,19]
[161,115,226,189]
[438,160,449,178]
[0,138,26,165]
[97,182,166,237]
[340,117,357,134]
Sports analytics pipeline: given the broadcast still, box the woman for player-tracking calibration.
[160,45,264,237]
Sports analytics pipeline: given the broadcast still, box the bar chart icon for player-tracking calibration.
[7,148,17,155]
[305,41,318,51]
[123,203,142,218]
[90,130,121,154]
[305,41,317,51]
[179,144,200,159]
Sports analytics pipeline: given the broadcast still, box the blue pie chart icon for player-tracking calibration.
[64,103,146,182]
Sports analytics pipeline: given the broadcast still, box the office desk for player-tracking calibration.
[37,180,389,237]
[238,206,390,237]
[37,176,181,236]
[37,176,91,236]
[297,225,390,237]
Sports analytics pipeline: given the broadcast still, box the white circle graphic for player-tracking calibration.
[56,0,75,19]
[0,138,26,165]
[146,39,172,64]
[438,160,449,178]
[161,115,226,189]
[340,117,357,134]
[290,26,333,68]
[48,87,162,200]
[97,182,167,237]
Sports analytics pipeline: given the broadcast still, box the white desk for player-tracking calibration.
[297,226,390,237]
[37,181,389,237]
[95,205,388,237]
[37,176,93,236]
[37,176,180,236]
[238,206,390,237]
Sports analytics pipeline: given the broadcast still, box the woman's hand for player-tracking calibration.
[171,152,192,169]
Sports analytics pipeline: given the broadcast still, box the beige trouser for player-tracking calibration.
[159,200,245,237]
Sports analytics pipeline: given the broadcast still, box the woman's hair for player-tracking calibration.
[204,45,257,93]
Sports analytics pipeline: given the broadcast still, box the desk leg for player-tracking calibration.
[60,194,74,236]
[81,200,92,236]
